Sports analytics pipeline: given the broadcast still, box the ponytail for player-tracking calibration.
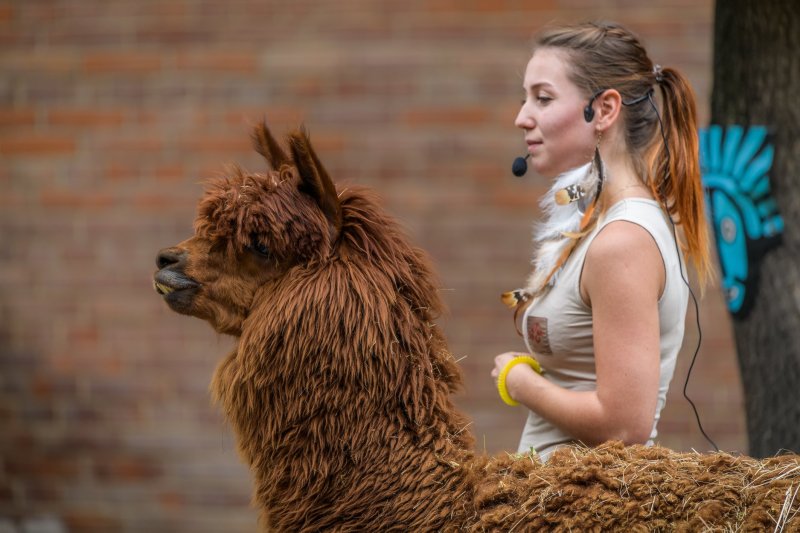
[650,67,712,287]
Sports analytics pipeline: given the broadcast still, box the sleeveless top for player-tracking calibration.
[518,198,689,461]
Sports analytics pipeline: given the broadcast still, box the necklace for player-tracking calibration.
[605,182,650,203]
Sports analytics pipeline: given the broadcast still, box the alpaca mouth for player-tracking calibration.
[153,281,177,295]
[153,270,199,296]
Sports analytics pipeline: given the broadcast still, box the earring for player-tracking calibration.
[593,133,606,199]
[554,132,605,210]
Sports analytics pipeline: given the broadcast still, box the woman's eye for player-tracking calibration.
[536,95,552,104]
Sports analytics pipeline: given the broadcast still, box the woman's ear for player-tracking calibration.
[595,89,622,133]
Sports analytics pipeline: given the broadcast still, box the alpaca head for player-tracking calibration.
[154,120,465,441]
[153,123,343,336]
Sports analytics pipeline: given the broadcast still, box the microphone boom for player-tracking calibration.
[512,154,530,177]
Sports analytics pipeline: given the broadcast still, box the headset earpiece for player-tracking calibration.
[584,89,606,123]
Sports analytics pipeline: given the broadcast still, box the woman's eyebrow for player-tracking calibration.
[525,81,555,91]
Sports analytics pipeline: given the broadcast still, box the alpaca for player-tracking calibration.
[153,122,800,531]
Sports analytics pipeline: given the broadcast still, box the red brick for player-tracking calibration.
[159,490,186,510]
[179,135,252,153]
[491,189,544,209]
[94,455,163,482]
[4,52,78,73]
[83,52,163,73]
[0,136,75,155]
[49,353,76,374]
[150,2,189,17]
[63,510,121,532]
[133,110,161,125]
[153,163,185,182]
[0,4,13,22]
[403,107,490,126]
[68,326,99,345]
[133,193,181,211]
[103,136,163,153]
[104,162,138,181]
[40,190,115,209]
[176,51,258,74]
[23,3,64,22]
[427,0,466,12]
[0,193,22,206]
[35,374,80,399]
[225,106,307,128]
[7,455,81,480]
[48,109,126,127]
[0,107,35,127]
[25,481,62,504]
[136,27,212,45]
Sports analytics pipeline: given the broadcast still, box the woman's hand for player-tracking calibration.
[491,352,541,404]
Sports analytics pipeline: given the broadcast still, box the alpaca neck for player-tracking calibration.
[212,340,477,531]
[210,207,480,529]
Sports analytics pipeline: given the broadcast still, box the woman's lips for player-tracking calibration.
[526,141,542,154]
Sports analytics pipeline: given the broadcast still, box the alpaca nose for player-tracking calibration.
[156,247,187,270]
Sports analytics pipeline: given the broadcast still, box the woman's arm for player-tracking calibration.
[493,220,665,446]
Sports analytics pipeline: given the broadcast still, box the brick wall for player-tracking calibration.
[1,1,744,531]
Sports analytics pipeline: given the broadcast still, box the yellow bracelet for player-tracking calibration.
[497,355,543,407]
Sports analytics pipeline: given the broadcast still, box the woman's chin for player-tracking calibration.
[529,163,558,180]
[529,157,563,179]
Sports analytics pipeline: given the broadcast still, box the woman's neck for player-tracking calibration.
[599,142,653,206]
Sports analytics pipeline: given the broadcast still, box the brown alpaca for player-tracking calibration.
[154,122,800,531]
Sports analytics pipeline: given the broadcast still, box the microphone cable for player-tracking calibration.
[649,91,719,452]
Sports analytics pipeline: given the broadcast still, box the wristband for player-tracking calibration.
[497,355,543,407]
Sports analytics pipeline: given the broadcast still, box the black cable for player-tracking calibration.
[668,215,719,452]
[649,92,720,452]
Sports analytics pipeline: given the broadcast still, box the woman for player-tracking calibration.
[491,21,711,461]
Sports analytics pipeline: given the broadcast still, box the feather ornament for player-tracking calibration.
[524,156,605,294]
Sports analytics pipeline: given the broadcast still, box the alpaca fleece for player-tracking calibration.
[153,122,800,531]
[468,442,800,531]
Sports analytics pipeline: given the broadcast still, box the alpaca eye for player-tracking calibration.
[247,240,270,257]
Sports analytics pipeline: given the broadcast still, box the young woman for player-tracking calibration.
[491,21,711,461]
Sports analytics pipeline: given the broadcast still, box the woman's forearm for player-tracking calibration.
[506,364,654,446]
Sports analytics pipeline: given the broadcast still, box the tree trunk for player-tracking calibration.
[710,0,800,457]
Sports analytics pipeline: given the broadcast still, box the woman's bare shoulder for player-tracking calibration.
[581,220,665,304]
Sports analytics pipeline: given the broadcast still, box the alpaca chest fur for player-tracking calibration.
[154,122,800,531]
[207,250,477,530]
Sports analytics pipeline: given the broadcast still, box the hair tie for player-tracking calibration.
[653,64,664,83]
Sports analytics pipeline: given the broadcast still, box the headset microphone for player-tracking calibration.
[512,154,530,177]
[584,89,606,123]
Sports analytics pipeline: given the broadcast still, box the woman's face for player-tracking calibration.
[515,48,596,178]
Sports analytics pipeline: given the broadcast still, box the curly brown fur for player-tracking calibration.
[468,441,800,532]
[154,122,800,531]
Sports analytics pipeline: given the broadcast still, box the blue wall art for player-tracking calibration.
[699,125,784,318]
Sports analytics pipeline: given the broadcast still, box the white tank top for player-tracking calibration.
[518,198,689,460]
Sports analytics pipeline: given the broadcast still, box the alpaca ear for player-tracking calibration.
[252,120,290,170]
[287,127,343,232]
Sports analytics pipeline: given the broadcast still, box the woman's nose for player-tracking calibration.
[515,104,534,130]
